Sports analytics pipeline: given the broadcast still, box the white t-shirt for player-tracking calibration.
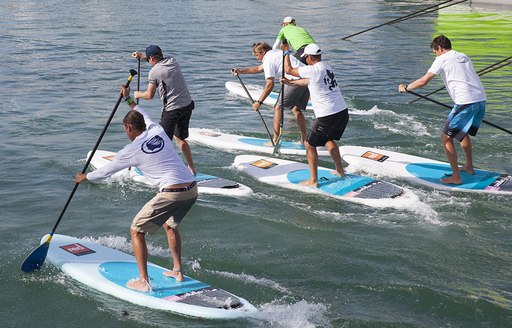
[428,50,486,105]
[262,49,302,80]
[298,61,347,118]
[87,105,194,190]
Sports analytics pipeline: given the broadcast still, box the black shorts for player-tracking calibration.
[160,101,194,140]
[307,109,349,147]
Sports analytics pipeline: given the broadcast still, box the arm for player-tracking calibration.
[272,38,281,50]
[134,82,156,100]
[398,72,435,93]
[283,53,300,77]
[280,77,308,87]
[251,77,275,111]
[231,65,264,76]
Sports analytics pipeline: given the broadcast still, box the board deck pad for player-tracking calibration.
[88,150,253,197]
[234,155,418,209]
[45,234,256,318]
[187,128,330,156]
[340,146,512,194]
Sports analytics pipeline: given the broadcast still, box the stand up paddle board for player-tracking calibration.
[226,81,313,110]
[339,146,512,194]
[233,155,419,209]
[43,234,258,319]
[87,150,253,197]
[188,128,330,157]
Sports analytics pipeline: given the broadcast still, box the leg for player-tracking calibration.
[273,105,282,143]
[175,137,196,175]
[300,141,319,187]
[459,135,475,175]
[126,229,151,291]
[162,224,184,282]
[440,133,462,184]
[291,106,307,144]
[325,140,346,177]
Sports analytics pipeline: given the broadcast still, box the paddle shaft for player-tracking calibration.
[405,89,512,135]
[341,0,468,40]
[408,56,512,104]
[49,70,138,236]
[272,52,286,156]
[235,74,275,147]
[137,58,141,104]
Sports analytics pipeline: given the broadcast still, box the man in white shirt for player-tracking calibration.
[399,35,486,185]
[75,85,197,291]
[231,42,309,144]
[281,44,349,187]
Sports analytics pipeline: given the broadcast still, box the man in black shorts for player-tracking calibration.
[132,45,196,174]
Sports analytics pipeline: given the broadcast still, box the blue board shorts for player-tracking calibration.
[443,101,486,141]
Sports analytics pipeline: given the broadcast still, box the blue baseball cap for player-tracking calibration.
[145,45,162,58]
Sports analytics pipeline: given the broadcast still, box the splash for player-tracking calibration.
[253,299,331,328]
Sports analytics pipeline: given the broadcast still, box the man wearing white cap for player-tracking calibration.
[272,16,316,64]
[281,44,349,187]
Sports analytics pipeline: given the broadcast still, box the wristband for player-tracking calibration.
[404,85,408,91]
[125,96,135,105]
[283,50,292,56]
[257,100,263,105]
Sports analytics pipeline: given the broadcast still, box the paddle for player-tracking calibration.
[20,69,138,273]
[408,56,512,104]
[136,58,141,104]
[341,0,468,40]
[405,89,512,136]
[234,74,275,147]
[272,51,286,155]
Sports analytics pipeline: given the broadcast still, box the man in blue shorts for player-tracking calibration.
[398,35,486,185]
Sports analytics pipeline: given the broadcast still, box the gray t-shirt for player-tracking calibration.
[148,57,192,111]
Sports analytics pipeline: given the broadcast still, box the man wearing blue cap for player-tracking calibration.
[132,45,196,175]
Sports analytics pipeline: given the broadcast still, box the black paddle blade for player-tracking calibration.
[21,239,50,273]
[129,69,137,77]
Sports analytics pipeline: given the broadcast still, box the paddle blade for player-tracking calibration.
[21,236,51,273]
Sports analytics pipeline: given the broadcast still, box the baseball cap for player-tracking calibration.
[301,43,322,57]
[145,45,162,58]
[283,16,294,23]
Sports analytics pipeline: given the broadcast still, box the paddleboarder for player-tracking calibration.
[75,85,198,291]
[398,35,487,185]
[281,44,349,187]
[131,45,197,175]
[272,16,316,64]
[231,42,309,144]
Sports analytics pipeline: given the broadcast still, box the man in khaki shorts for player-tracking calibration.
[75,84,197,292]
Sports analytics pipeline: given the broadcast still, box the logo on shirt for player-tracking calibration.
[323,69,338,91]
[457,55,469,63]
[141,135,165,154]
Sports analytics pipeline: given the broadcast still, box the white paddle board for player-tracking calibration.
[43,234,258,319]
[339,145,512,194]
[233,155,420,209]
[226,81,313,110]
[187,128,330,157]
[87,150,253,197]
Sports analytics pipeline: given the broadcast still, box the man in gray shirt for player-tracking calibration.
[132,45,196,174]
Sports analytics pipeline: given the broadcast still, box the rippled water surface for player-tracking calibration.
[1,1,511,327]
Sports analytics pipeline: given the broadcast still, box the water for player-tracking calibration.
[2,0,512,327]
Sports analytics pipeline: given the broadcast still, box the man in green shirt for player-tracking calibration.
[272,16,316,64]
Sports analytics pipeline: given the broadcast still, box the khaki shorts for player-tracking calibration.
[131,185,198,233]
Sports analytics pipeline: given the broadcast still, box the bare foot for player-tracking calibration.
[126,278,152,292]
[459,165,475,175]
[330,170,346,178]
[440,176,462,185]
[300,179,318,187]
[163,268,184,282]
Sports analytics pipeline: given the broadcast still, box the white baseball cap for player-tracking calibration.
[301,43,322,57]
[282,16,294,23]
